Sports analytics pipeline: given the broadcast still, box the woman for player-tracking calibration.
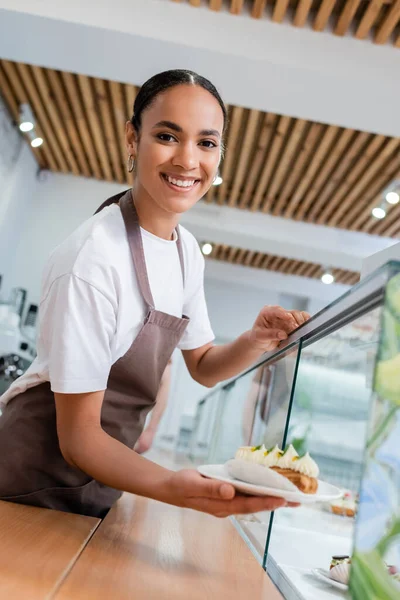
[0,70,308,518]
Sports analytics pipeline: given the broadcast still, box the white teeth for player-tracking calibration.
[166,175,195,188]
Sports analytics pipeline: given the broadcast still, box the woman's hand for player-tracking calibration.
[166,469,296,517]
[249,306,310,353]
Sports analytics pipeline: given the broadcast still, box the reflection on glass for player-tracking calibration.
[265,307,382,598]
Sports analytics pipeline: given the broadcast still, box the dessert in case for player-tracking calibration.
[235,444,319,494]
[330,490,358,517]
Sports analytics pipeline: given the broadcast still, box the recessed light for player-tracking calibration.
[19,121,34,133]
[372,206,386,219]
[31,137,43,148]
[201,242,213,256]
[213,175,223,186]
[321,272,334,285]
[386,191,400,205]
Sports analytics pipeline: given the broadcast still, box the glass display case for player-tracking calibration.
[188,261,400,600]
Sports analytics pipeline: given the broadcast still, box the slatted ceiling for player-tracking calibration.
[270,119,308,216]
[294,0,314,25]
[228,109,261,207]
[61,71,102,180]
[253,115,292,212]
[335,0,363,34]
[215,105,244,205]
[252,0,267,18]
[110,80,129,177]
[355,0,384,37]
[173,0,400,47]
[286,125,339,220]
[375,0,400,42]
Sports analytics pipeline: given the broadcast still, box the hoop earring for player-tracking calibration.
[127,154,135,173]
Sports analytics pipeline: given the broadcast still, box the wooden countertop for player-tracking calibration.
[56,492,283,600]
[0,500,100,599]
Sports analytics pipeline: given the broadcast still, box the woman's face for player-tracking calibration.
[126,84,224,215]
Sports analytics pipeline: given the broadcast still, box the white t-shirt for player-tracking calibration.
[1,204,214,405]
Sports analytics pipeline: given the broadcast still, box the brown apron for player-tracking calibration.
[0,190,189,518]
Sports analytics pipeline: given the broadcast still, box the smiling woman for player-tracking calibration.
[0,69,308,520]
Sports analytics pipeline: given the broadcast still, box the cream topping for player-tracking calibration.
[262,445,283,467]
[235,446,253,461]
[291,452,319,477]
[277,444,299,469]
[250,444,268,464]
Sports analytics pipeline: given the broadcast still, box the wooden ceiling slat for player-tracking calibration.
[253,252,265,268]
[286,260,301,275]
[285,125,338,220]
[189,0,201,6]
[210,0,223,10]
[235,248,247,264]
[252,0,267,18]
[46,69,91,179]
[277,258,290,272]
[78,74,113,182]
[294,0,314,27]
[242,113,278,209]
[244,251,256,266]
[124,84,137,124]
[319,133,385,225]
[277,122,324,209]
[305,128,355,222]
[261,255,273,269]
[331,138,400,228]
[61,72,103,180]
[30,66,80,176]
[396,32,400,45]
[94,78,125,184]
[267,256,281,271]
[227,246,238,262]
[375,0,400,43]
[373,201,400,236]
[217,106,244,205]
[355,0,384,39]
[109,80,129,184]
[302,263,318,278]
[296,262,312,276]
[254,115,291,212]
[313,0,337,31]
[0,64,19,117]
[269,119,308,215]
[334,0,362,36]
[230,0,245,15]
[272,0,291,22]
[11,62,66,173]
[228,109,261,207]
[314,131,370,224]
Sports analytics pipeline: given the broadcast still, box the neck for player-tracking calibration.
[131,184,179,241]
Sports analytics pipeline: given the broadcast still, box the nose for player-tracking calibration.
[171,142,198,171]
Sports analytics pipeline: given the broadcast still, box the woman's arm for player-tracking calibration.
[55,390,289,516]
[183,306,309,388]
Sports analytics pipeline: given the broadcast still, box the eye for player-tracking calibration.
[199,140,218,148]
[157,133,177,142]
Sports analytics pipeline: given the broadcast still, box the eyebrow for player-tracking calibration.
[152,120,221,138]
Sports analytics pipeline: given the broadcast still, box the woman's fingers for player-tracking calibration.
[194,494,286,518]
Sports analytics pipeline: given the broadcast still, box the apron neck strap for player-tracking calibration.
[119,191,185,311]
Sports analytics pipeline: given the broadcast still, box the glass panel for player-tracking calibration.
[350,272,400,600]
[265,306,383,599]
[188,388,223,465]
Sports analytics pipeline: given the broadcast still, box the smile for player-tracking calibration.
[161,173,200,192]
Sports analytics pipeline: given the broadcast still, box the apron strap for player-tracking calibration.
[95,189,186,309]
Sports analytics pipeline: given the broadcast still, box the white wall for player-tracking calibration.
[0,97,38,297]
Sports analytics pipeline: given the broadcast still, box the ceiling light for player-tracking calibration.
[19,103,35,133]
[31,137,43,148]
[19,121,34,133]
[213,174,223,186]
[372,206,386,219]
[386,191,400,205]
[321,270,334,285]
[201,242,213,256]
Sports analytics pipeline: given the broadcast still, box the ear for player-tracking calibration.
[125,121,138,158]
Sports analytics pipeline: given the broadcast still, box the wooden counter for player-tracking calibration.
[0,500,100,599]
[56,492,283,600]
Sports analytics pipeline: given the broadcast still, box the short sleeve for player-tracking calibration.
[178,252,215,350]
[38,274,116,393]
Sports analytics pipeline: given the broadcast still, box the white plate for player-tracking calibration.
[311,568,348,591]
[197,463,342,504]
